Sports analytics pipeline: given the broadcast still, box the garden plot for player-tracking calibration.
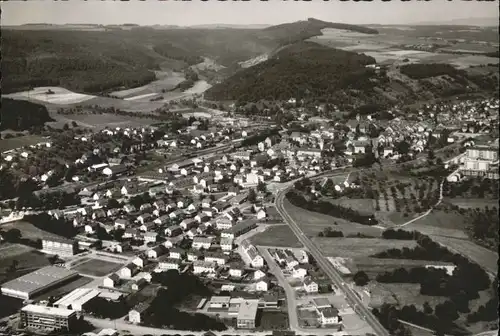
[5,87,95,105]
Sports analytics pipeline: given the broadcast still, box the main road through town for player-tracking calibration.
[274,174,391,336]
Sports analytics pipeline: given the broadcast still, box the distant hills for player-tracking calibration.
[2,18,378,94]
[410,17,499,27]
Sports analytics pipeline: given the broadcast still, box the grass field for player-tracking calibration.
[71,258,122,277]
[4,87,95,105]
[1,220,67,241]
[0,135,47,152]
[329,198,375,214]
[368,283,448,310]
[428,235,498,275]
[402,211,470,239]
[0,248,51,285]
[250,224,303,248]
[445,198,498,209]
[312,238,417,258]
[283,199,383,237]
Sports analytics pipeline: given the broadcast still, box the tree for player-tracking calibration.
[248,188,257,204]
[353,271,370,286]
[3,228,22,242]
[71,121,78,128]
[423,302,433,315]
[107,198,120,209]
[435,300,459,322]
[257,181,267,193]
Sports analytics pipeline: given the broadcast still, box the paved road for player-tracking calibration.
[274,176,390,336]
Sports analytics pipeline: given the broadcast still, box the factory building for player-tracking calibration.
[1,266,79,300]
[53,288,100,312]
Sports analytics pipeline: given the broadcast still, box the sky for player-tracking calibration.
[2,0,499,26]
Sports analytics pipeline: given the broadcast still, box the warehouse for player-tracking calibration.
[1,266,79,300]
[53,288,100,311]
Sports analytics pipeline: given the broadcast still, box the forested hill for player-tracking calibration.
[204,41,377,102]
[0,98,54,131]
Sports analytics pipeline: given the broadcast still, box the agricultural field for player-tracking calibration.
[110,70,185,99]
[4,87,95,105]
[70,258,122,277]
[401,210,470,237]
[50,113,157,130]
[311,26,499,67]
[250,224,303,248]
[0,134,47,152]
[282,198,383,237]
[312,237,417,259]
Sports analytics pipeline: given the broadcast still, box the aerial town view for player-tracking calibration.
[0,1,498,336]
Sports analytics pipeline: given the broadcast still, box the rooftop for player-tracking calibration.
[21,304,76,317]
[237,299,259,321]
[53,288,100,308]
[1,266,78,295]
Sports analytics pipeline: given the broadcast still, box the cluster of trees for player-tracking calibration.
[205,41,377,102]
[381,229,421,240]
[318,227,343,237]
[353,151,378,168]
[0,98,54,131]
[0,228,41,250]
[374,302,463,336]
[286,190,378,226]
[85,297,129,319]
[443,178,499,199]
[373,234,458,262]
[146,270,226,331]
[467,277,498,323]
[353,271,370,286]
[468,206,499,251]
[16,190,81,211]
[241,129,280,147]
[400,63,464,80]
[24,213,78,239]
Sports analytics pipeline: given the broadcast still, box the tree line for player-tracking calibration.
[0,98,54,131]
[286,190,378,226]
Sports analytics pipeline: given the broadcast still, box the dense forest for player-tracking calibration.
[400,63,465,79]
[205,41,377,102]
[0,98,54,131]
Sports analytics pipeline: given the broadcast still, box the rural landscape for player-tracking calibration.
[0,2,498,336]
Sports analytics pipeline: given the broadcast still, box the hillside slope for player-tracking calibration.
[204,41,379,102]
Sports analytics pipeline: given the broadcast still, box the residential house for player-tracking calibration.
[103,274,120,288]
[303,277,318,293]
[192,236,212,250]
[120,263,139,279]
[193,260,217,275]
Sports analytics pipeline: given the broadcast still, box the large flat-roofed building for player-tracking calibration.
[237,299,259,329]
[1,266,79,300]
[20,304,78,332]
[41,238,77,257]
[53,288,100,312]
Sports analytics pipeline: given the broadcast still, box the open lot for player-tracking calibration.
[283,199,383,237]
[0,135,48,152]
[250,224,303,248]
[311,238,417,259]
[70,258,122,277]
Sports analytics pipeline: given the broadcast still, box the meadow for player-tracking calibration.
[71,258,122,277]
[250,224,303,248]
